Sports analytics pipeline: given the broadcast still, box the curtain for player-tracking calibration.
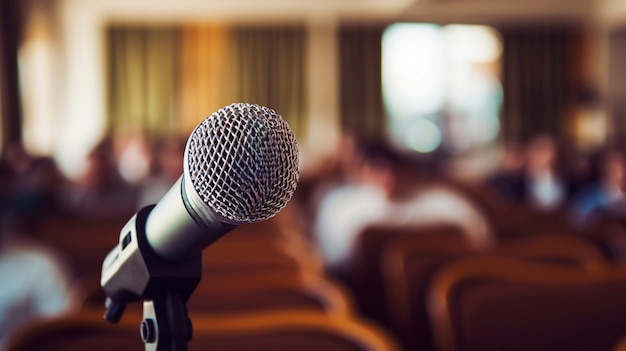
[0,0,23,151]
[499,25,578,143]
[107,24,308,139]
[232,25,307,138]
[338,23,386,141]
[107,26,177,137]
[178,24,234,134]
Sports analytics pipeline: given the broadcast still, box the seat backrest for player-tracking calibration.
[190,309,401,351]
[352,224,467,323]
[7,310,143,351]
[379,227,476,350]
[202,236,323,274]
[497,233,610,269]
[8,309,400,351]
[34,214,131,278]
[188,271,354,317]
[428,257,626,351]
[79,270,354,318]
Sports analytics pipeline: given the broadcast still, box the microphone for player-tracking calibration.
[142,102,300,262]
[100,103,299,327]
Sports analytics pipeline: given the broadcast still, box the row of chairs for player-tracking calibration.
[429,256,626,351]
[9,203,402,351]
[350,221,626,351]
[8,308,398,351]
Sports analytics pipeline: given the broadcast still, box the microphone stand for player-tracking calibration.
[101,206,201,351]
[141,291,194,351]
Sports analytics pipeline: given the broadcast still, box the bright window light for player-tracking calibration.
[406,119,442,153]
[382,23,445,120]
[382,23,503,154]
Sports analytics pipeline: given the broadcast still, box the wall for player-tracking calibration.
[46,0,416,176]
[24,0,626,175]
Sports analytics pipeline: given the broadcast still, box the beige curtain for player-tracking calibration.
[107,26,177,137]
[232,25,307,137]
[0,0,23,150]
[107,24,308,139]
[339,23,386,141]
[178,24,234,134]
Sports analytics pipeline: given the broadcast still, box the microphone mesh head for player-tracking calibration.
[185,103,299,224]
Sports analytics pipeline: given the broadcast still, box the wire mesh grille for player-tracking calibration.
[185,103,299,223]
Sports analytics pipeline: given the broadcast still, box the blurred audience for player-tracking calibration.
[314,140,395,273]
[520,134,568,212]
[0,189,74,350]
[56,139,137,218]
[485,134,569,213]
[313,138,492,277]
[1,143,65,233]
[3,125,626,351]
[116,134,153,185]
[484,139,525,206]
[570,148,626,228]
[562,146,594,199]
[136,136,186,209]
[0,237,74,350]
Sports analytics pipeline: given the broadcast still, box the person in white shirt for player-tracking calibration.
[314,141,492,275]
[0,202,74,350]
[522,134,567,211]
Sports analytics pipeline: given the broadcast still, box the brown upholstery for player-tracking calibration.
[382,232,609,350]
[190,310,401,351]
[33,204,311,281]
[62,203,329,317]
[428,257,626,351]
[614,335,626,351]
[33,215,131,278]
[189,271,354,316]
[8,309,400,351]
[379,227,476,350]
[7,310,143,351]
[202,235,323,274]
[490,207,571,240]
[497,233,610,269]
[352,224,467,324]
[79,270,354,318]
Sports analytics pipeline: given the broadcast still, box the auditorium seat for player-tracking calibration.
[496,233,610,269]
[78,271,354,317]
[383,232,610,350]
[378,226,477,350]
[351,224,468,324]
[33,214,132,279]
[202,234,323,274]
[8,309,401,351]
[428,257,626,351]
[490,206,571,240]
[188,271,355,317]
[32,201,309,283]
[7,310,143,351]
[189,309,401,351]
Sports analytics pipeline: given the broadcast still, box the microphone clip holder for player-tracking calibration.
[101,206,202,351]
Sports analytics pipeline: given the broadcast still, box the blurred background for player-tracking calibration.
[3,0,626,350]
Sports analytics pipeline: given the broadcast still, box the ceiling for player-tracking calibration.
[55,0,608,25]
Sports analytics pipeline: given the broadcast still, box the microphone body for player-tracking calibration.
[144,176,234,262]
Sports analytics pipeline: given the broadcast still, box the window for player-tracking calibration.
[382,23,503,154]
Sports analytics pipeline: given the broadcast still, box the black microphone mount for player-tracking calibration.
[101,205,201,351]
